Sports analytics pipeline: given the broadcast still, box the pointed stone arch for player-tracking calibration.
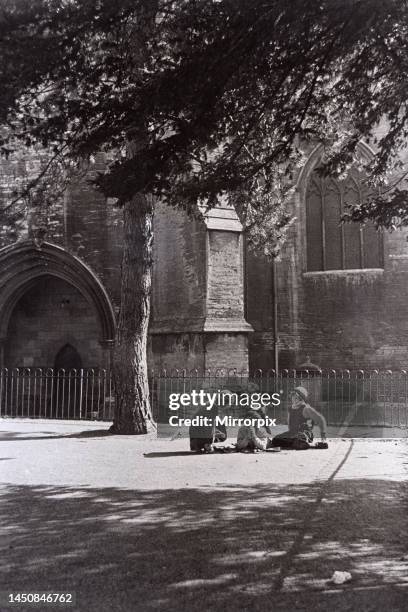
[0,241,116,350]
[296,140,376,195]
[294,141,382,272]
[54,343,83,371]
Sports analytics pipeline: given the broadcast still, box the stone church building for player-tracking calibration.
[1,139,408,373]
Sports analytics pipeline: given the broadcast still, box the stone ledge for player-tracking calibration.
[303,268,384,278]
[202,318,253,332]
[150,317,253,334]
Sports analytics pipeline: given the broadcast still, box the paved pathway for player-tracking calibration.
[0,419,407,611]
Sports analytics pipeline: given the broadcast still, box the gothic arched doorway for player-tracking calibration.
[0,241,116,369]
[53,344,83,419]
[54,344,83,371]
[0,241,116,419]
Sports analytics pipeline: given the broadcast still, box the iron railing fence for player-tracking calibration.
[1,367,408,427]
[150,368,408,428]
[0,368,114,421]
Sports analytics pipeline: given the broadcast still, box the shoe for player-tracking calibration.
[293,438,310,450]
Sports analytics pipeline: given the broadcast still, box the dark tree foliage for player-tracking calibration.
[1,0,408,235]
[1,0,408,431]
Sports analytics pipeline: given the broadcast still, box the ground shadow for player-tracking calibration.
[1,475,407,612]
[144,451,200,457]
[0,429,112,442]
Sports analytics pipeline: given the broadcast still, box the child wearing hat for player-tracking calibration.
[271,386,327,450]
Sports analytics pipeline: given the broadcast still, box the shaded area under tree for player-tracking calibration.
[0,476,407,612]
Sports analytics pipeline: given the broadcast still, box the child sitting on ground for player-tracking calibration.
[189,404,227,453]
[271,386,327,449]
[236,405,272,452]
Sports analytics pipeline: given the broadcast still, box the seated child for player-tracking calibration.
[271,386,327,449]
[236,406,272,452]
[189,405,227,453]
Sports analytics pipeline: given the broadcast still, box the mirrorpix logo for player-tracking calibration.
[167,388,281,427]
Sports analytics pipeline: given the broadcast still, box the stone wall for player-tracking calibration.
[149,202,251,370]
[206,231,244,321]
[151,202,207,332]
[0,151,118,369]
[63,155,123,311]
[10,136,408,374]
[0,148,253,371]
[245,137,408,371]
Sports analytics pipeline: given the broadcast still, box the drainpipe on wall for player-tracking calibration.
[0,338,5,369]
[272,256,279,375]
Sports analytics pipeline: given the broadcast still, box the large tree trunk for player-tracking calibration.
[110,1,158,435]
[112,193,155,434]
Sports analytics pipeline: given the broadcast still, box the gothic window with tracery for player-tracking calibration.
[305,170,383,271]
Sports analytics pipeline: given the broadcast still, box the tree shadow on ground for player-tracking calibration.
[0,477,407,612]
[0,429,112,442]
[144,451,199,457]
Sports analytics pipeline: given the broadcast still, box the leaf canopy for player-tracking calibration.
[1,0,408,252]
